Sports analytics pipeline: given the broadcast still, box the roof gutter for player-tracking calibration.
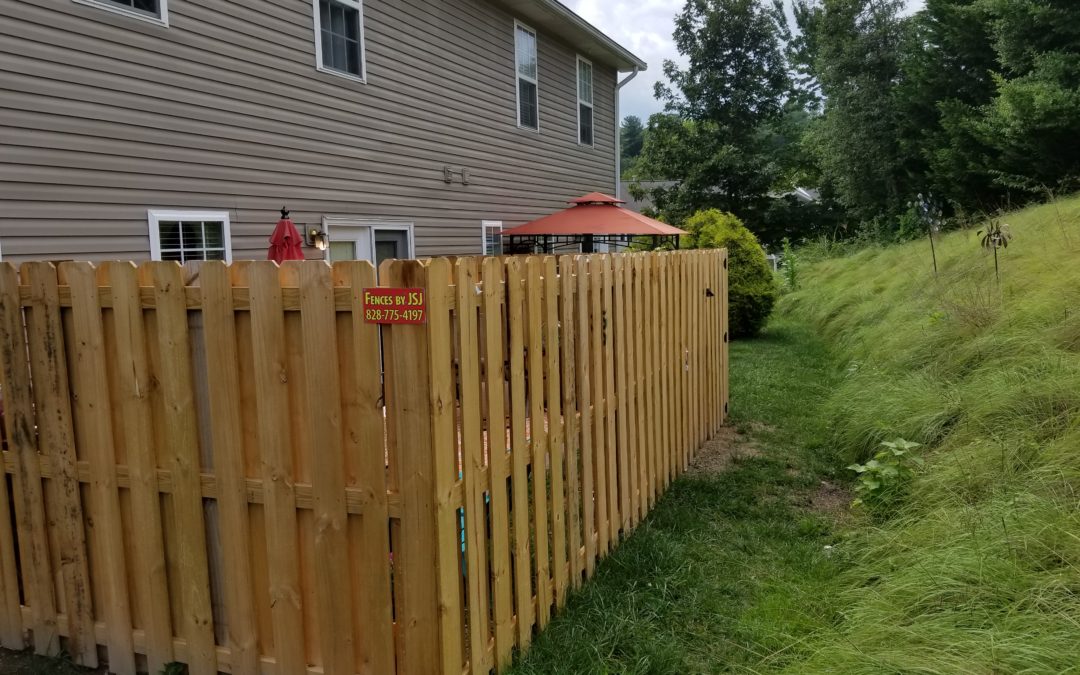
[536,0,648,70]
[614,66,639,199]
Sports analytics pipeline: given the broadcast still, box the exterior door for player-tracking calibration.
[325,221,413,267]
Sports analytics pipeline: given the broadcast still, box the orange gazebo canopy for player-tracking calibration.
[500,192,686,237]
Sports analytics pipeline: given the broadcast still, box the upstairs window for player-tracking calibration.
[74,0,168,25]
[148,210,232,263]
[314,0,366,81]
[515,22,539,130]
[577,57,594,145]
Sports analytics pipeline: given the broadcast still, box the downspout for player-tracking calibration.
[614,66,639,199]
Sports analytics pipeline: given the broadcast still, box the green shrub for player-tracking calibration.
[681,209,778,338]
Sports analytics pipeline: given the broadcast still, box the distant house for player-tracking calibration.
[0,0,645,264]
[619,180,677,214]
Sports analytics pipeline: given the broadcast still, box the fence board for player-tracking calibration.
[0,264,55,655]
[456,258,491,675]
[542,257,567,609]
[298,262,355,675]
[601,258,618,547]
[481,257,514,671]
[383,260,441,675]
[613,256,630,535]
[63,263,136,673]
[588,257,608,559]
[21,263,96,666]
[148,262,217,675]
[558,255,583,592]
[505,257,533,648]
[107,263,174,672]
[248,262,306,675]
[525,257,552,629]
[575,256,597,577]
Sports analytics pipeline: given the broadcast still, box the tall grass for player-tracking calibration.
[779,194,1080,673]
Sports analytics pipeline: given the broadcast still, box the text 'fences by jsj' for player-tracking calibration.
[0,249,728,675]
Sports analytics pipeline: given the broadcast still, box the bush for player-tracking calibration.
[681,209,778,338]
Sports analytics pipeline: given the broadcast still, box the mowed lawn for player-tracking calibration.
[508,318,850,674]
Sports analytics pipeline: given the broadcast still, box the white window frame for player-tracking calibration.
[72,0,169,27]
[576,55,594,147]
[482,221,503,256]
[147,210,233,263]
[312,0,368,84]
[514,20,540,132]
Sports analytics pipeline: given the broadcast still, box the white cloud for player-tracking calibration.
[566,0,927,122]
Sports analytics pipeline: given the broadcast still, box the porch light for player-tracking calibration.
[306,227,328,251]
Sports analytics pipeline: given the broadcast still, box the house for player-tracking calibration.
[0,0,645,264]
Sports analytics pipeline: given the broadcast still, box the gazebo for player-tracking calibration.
[499,192,686,254]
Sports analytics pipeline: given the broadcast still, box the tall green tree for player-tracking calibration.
[977,0,1080,194]
[636,0,791,225]
[795,0,911,226]
[620,115,645,161]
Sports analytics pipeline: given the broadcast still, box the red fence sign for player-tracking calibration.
[362,288,427,324]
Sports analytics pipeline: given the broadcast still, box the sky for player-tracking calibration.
[566,0,926,121]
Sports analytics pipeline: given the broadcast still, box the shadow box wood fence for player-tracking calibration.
[0,249,728,675]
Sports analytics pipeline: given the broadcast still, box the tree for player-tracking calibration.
[795,0,912,226]
[620,115,644,161]
[636,0,791,225]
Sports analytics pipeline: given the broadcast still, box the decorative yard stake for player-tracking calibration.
[978,219,1012,284]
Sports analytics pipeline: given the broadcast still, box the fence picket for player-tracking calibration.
[0,264,55,656]
[248,262,306,675]
[21,263,96,666]
[505,257,533,647]
[525,257,552,628]
[542,257,568,609]
[613,256,630,534]
[299,262,355,675]
[481,257,514,671]
[106,262,174,672]
[457,259,492,674]
[601,256,619,547]
[559,256,583,589]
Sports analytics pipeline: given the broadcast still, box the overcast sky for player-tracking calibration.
[566,0,926,121]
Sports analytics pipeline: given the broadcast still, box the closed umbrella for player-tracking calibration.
[267,207,305,263]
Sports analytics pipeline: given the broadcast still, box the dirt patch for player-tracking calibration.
[791,480,853,521]
[688,426,763,475]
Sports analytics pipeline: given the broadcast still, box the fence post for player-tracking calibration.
[382,260,454,675]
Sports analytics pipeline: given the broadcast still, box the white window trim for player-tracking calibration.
[147,210,233,263]
[481,220,503,256]
[576,55,595,147]
[72,0,169,27]
[312,0,368,84]
[514,20,540,132]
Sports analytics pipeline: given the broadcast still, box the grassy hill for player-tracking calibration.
[777,195,1080,672]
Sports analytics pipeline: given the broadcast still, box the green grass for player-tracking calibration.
[508,318,851,674]
[770,195,1080,673]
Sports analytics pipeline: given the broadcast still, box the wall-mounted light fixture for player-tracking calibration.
[443,166,471,185]
[306,226,328,251]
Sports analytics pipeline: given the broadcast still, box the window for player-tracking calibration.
[314,0,366,81]
[73,0,168,25]
[577,56,594,145]
[482,221,503,256]
[148,210,232,263]
[515,22,539,130]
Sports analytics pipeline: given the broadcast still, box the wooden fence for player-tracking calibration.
[0,250,728,675]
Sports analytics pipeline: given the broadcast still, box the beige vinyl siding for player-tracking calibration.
[0,0,618,261]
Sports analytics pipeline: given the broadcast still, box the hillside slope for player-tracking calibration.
[779,196,1080,672]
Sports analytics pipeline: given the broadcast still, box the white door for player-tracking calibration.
[325,221,414,267]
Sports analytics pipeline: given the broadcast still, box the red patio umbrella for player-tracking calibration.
[267,207,305,262]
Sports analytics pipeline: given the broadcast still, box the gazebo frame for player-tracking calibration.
[502,233,681,255]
